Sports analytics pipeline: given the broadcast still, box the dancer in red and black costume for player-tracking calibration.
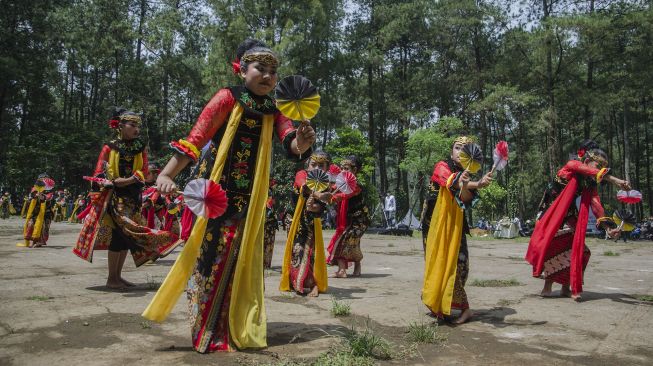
[526,142,629,301]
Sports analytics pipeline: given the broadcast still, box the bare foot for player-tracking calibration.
[353,262,361,277]
[329,270,347,278]
[307,286,319,297]
[571,294,582,302]
[453,309,473,325]
[120,277,136,287]
[106,280,126,290]
[540,289,555,297]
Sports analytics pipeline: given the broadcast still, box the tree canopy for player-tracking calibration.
[1,0,651,220]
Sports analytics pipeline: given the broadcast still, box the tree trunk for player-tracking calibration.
[583,0,595,139]
[367,63,376,187]
[643,98,652,215]
[136,0,147,62]
[622,102,630,182]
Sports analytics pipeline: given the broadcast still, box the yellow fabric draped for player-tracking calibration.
[422,187,464,316]
[21,199,28,217]
[69,202,80,222]
[228,113,272,349]
[280,188,327,293]
[143,104,244,323]
[32,202,47,239]
[107,148,143,180]
[313,218,328,292]
[145,103,272,349]
[22,198,37,236]
[280,192,305,292]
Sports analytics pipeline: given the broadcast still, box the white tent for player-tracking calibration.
[399,211,421,229]
[493,217,519,239]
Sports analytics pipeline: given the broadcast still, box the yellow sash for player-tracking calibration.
[280,188,328,293]
[32,202,47,239]
[421,187,464,315]
[22,198,37,236]
[107,142,144,180]
[143,103,272,349]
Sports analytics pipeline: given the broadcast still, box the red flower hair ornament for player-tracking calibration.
[109,119,120,129]
[232,59,241,75]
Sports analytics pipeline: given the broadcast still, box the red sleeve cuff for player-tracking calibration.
[170,139,199,162]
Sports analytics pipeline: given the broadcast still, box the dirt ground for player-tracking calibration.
[0,216,652,365]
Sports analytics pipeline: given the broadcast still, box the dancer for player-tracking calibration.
[526,144,629,301]
[422,137,492,324]
[52,190,67,222]
[326,155,370,278]
[280,151,330,297]
[17,174,56,247]
[72,108,180,289]
[68,194,86,223]
[143,39,315,353]
[0,192,16,219]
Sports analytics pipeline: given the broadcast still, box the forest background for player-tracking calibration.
[1,0,652,223]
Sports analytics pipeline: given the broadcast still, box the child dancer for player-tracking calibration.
[73,108,179,289]
[422,137,492,324]
[280,151,330,296]
[143,39,315,353]
[327,155,370,278]
[526,144,629,301]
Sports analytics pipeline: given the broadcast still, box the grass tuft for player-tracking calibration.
[330,299,351,317]
[344,325,392,360]
[469,278,521,287]
[405,321,447,344]
[603,250,620,256]
[633,294,653,302]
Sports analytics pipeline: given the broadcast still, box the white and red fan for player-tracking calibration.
[182,178,228,219]
[490,140,509,174]
[83,176,113,186]
[333,171,357,195]
[616,190,642,205]
[328,164,341,182]
[42,178,55,191]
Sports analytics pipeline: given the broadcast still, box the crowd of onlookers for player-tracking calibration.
[474,216,653,242]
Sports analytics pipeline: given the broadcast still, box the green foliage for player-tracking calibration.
[603,251,620,257]
[1,0,653,220]
[330,299,351,317]
[344,324,393,360]
[475,181,508,220]
[399,117,464,176]
[469,278,522,287]
[405,321,447,344]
